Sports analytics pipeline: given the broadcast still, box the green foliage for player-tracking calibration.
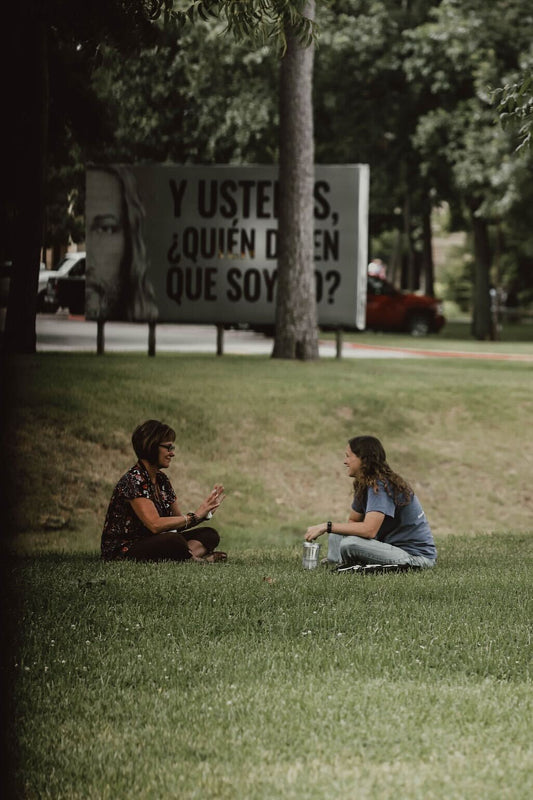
[168,0,319,52]
[402,0,533,328]
[92,21,279,165]
[405,0,533,211]
[438,244,474,312]
[315,1,434,221]
[494,70,533,151]
[42,0,165,251]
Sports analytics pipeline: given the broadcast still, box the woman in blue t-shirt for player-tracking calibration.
[305,435,437,569]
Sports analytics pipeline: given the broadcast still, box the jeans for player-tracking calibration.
[327,533,436,569]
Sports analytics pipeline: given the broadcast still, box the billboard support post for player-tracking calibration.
[335,328,343,359]
[216,324,224,356]
[97,320,105,356]
[148,321,156,357]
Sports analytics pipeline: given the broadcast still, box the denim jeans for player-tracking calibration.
[327,533,436,569]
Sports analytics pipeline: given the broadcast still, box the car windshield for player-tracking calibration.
[54,254,85,275]
[367,276,398,296]
[56,258,75,274]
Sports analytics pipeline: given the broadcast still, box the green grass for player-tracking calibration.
[2,352,532,798]
[321,319,533,354]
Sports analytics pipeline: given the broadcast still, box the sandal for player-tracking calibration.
[205,551,228,563]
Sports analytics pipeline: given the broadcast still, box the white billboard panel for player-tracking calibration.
[85,164,368,326]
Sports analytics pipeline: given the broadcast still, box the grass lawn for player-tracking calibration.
[321,319,533,355]
[2,352,532,798]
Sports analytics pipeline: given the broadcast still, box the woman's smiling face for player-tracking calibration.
[157,441,175,469]
[344,445,362,477]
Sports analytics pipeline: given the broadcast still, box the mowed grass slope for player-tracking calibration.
[4,352,533,551]
[2,353,532,799]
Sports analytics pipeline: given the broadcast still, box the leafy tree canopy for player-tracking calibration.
[494,70,533,151]
[150,0,318,49]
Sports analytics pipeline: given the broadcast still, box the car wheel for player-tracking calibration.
[38,292,58,314]
[37,290,52,312]
[407,313,431,336]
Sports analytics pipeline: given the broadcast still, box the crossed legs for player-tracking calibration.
[327,533,435,569]
[124,526,220,562]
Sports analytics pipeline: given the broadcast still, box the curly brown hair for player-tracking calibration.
[348,435,413,507]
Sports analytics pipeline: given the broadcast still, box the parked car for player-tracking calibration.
[365,275,445,335]
[38,252,86,312]
[249,275,446,338]
[45,255,86,315]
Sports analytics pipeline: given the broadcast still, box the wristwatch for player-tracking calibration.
[327,521,332,534]
[206,511,213,520]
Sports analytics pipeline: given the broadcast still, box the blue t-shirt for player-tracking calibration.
[352,480,437,559]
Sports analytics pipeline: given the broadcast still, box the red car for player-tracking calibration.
[366,276,445,336]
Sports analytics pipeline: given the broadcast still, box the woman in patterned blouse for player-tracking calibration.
[101,419,226,562]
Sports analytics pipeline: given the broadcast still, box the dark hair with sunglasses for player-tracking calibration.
[131,419,176,464]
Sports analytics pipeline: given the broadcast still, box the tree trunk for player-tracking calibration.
[272,1,318,360]
[421,190,435,297]
[3,4,48,353]
[401,193,416,291]
[470,210,493,340]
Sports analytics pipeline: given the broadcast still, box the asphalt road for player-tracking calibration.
[36,313,421,358]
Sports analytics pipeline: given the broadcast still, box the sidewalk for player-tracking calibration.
[35,316,533,360]
[35,317,423,358]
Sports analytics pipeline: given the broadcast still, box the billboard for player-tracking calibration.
[85,164,369,326]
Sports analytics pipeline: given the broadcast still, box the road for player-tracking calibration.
[36,314,422,358]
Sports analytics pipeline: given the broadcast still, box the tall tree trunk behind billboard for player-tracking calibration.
[470,211,493,341]
[272,1,318,360]
[421,189,435,297]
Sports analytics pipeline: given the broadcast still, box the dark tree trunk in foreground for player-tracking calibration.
[470,210,493,340]
[2,4,48,353]
[272,1,318,360]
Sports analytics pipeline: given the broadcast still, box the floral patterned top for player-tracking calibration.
[101,461,177,560]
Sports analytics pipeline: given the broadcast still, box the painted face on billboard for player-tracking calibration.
[86,169,126,316]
